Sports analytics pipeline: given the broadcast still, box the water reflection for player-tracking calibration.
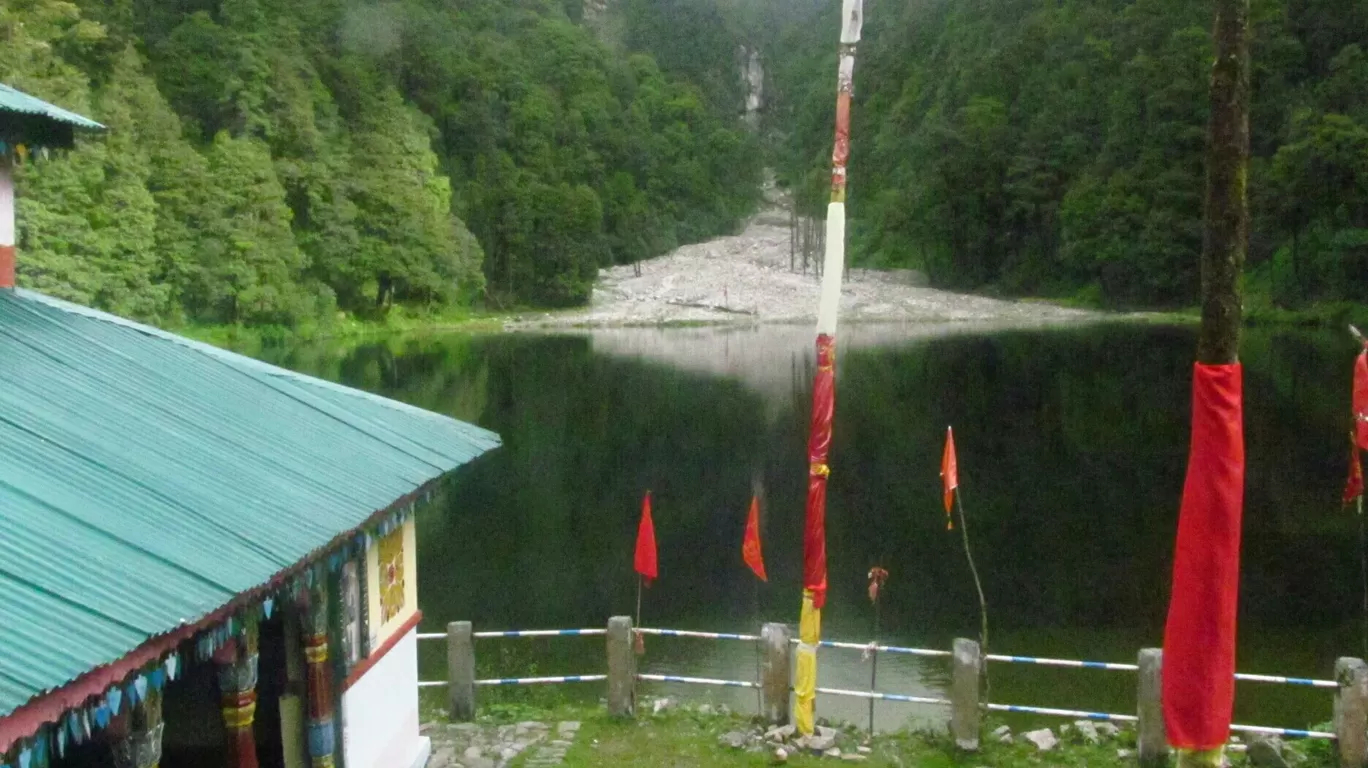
[254,322,1360,731]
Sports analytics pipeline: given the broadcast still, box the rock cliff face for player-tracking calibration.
[581,0,621,50]
[738,45,764,129]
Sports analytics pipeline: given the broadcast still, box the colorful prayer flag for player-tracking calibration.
[742,495,767,582]
[634,491,657,585]
[941,427,958,529]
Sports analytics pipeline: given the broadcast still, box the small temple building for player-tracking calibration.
[0,84,501,768]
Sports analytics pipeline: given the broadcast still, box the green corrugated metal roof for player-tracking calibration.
[0,289,499,719]
[0,84,104,130]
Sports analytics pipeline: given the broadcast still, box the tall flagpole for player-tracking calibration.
[795,0,863,738]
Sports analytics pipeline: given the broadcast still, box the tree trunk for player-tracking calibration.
[1197,0,1251,364]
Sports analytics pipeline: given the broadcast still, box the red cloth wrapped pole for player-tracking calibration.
[1162,363,1245,751]
[803,334,836,609]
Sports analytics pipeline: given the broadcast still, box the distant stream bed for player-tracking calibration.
[252,321,1359,732]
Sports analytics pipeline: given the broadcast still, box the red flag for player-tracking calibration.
[634,492,657,585]
[1355,349,1368,451]
[1162,363,1245,751]
[742,496,767,581]
[941,427,958,529]
[1346,437,1364,506]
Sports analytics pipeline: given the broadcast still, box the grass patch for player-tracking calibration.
[428,697,1335,768]
[173,305,516,350]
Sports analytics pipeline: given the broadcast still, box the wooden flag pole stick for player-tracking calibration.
[1358,493,1366,660]
[955,488,990,699]
[868,596,880,735]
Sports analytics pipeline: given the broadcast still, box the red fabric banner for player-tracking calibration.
[1355,350,1368,450]
[803,334,836,608]
[743,495,768,581]
[1162,363,1245,751]
[634,492,657,585]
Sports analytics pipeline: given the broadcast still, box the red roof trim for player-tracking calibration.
[0,481,437,755]
[341,610,423,693]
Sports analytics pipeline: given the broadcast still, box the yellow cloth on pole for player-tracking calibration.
[795,589,821,735]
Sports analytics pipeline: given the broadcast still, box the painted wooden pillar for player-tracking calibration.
[111,691,165,768]
[0,154,15,288]
[215,623,261,768]
[302,581,338,768]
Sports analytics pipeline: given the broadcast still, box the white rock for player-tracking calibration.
[774,746,789,763]
[806,732,837,752]
[766,724,796,742]
[1118,749,1136,759]
[824,748,842,758]
[857,745,872,754]
[991,724,1012,744]
[1072,720,1100,744]
[841,756,868,763]
[652,698,675,715]
[1097,723,1121,739]
[720,731,749,749]
[462,746,482,760]
[1022,729,1059,751]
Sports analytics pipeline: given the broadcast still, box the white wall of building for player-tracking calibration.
[341,626,429,768]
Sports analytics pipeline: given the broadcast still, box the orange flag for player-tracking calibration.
[634,492,657,585]
[941,427,958,529]
[742,495,767,581]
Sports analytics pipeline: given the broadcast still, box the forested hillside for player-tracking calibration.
[1,0,761,327]
[771,0,1368,310]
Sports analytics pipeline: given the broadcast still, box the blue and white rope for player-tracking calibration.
[637,674,759,689]
[638,628,760,641]
[1235,672,1336,688]
[475,675,607,686]
[985,654,1139,671]
[417,680,446,688]
[1229,723,1335,740]
[815,686,949,705]
[984,703,1138,722]
[788,638,952,658]
[475,629,607,638]
[417,629,608,640]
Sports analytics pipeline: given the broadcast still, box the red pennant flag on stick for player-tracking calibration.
[1347,436,1364,506]
[941,427,958,530]
[634,492,657,586]
[742,495,767,582]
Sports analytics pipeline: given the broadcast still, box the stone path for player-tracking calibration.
[423,720,581,768]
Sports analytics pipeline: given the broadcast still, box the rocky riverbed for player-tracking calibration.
[508,203,1104,330]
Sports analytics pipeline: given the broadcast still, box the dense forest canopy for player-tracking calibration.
[770,0,1368,310]
[5,0,1364,325]
[0,0,762,327]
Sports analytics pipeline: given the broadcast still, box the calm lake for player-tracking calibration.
[255,320,1360,733]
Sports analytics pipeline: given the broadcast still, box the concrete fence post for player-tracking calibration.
[448,621,475,722]
[760,622,793,724]
[607,616,636,718]
[1336,657,1368,767]
[951,638,981,751]
[1137,648,1167,768]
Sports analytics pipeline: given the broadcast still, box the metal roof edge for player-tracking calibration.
[0,84,105,130]
[0,478,440,754]
[14,290,501,450]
